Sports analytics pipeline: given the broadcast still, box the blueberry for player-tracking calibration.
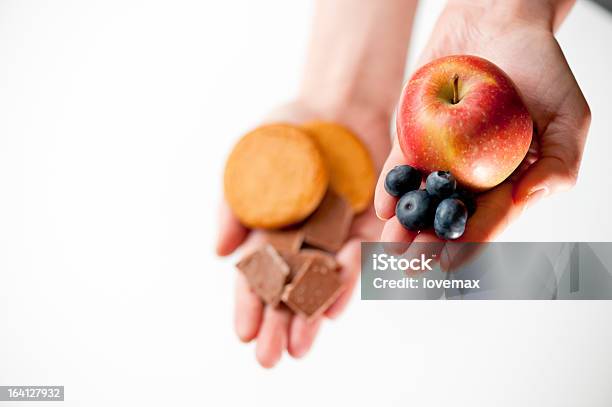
[425,171,456,198]
[434,198,468,240]
[395,190,437,231]
[384,165,422,197]
[450,189,477,217]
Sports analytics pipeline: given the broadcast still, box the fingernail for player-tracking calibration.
[525,187,548,210]
[235,323,249,342]
[235,316,253,343]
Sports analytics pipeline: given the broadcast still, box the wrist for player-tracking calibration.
[297,0,417,130]
[297,33,405,126]
[446,0,575,31]
[298,78,395,129]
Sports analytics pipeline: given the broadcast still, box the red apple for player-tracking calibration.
[397,55,532,190]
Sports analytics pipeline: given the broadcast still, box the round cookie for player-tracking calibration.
[303,121,375,213]
[224,124,329,229]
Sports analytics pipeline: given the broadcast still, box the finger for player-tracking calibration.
[287,316,323,359]
[325,238,361,319]
[255,306,292,368]
[512,156,575,205]
[513,98,591,204]
[374,141,406,220]
[234,272,263,343]
[216,201,249,256]
[403,231,444,276]
[380,216,418,244]
[462,183,524,243]
[438,183,523,270]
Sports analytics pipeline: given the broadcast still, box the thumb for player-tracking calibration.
[513,82,591,205]
[216,200,249,256]
[512,155,577,205]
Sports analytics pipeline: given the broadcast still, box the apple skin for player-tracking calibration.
[397,55,532,191]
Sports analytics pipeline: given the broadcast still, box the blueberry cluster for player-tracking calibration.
[384,165,477,240]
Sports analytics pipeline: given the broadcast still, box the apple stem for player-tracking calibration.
[452,74,459,104]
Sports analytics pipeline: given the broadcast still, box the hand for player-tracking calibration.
[217,0,415,367]
[217,100,389,367]
[374,0,591,258]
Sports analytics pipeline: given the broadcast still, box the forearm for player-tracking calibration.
[299,0,418,120]
[447,0,576,31]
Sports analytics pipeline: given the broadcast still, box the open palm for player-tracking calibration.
[217,101,389,367]
[375,2,590,253]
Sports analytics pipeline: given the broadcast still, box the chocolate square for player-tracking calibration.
[236,244,289,306]
[303,190,353,252]
[280,249,338,282]
[262,228,304,254]
[282,256,343,321]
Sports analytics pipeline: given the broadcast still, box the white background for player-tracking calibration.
[1,0,612,406]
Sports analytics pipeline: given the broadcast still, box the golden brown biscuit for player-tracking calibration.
[303,121,375,213]
[224,124,328,229]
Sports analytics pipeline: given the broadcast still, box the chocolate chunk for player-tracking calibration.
[282,256,343,321]
[303,190,353,252]
[280,249,338,282]
[236,244,289,306]
[262,228,304,254]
